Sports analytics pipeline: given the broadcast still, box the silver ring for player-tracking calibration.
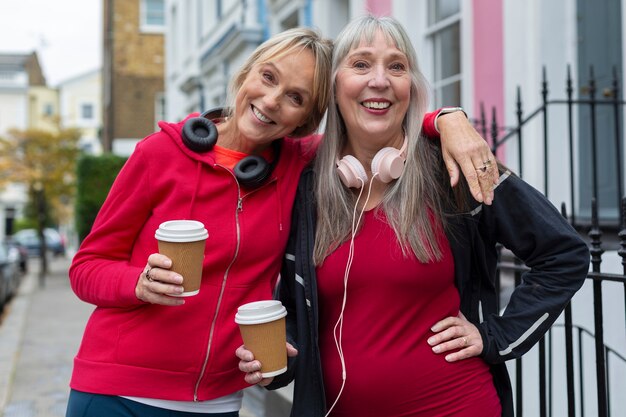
[477,165,488,173]
[146,267,154,281]
[483,159,492,165]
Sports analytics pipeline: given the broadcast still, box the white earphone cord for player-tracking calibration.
[324,174,377,417]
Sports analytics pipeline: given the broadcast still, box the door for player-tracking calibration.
[577,0,623,225]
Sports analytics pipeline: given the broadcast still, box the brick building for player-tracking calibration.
[102,0,165,155]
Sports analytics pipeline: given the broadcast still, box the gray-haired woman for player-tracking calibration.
[238,15,589,417]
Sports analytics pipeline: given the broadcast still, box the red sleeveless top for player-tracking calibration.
[317,209,501,416]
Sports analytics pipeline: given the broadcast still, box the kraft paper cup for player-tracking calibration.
[235,300,288,378]
[155,220,208,297]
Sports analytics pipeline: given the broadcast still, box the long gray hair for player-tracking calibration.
[313,15,448,265]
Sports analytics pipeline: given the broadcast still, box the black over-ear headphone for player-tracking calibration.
[181,108,279,189]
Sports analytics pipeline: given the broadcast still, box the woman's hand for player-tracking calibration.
[135,253,186,306]
[437,111,498,205]
[427,312,483,362]
[236,343,298,386]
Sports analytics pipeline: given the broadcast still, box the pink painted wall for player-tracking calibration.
[472,0,504,151]
[366,0,392,16]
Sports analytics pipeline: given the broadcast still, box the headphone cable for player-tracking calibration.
[325,174,377,416]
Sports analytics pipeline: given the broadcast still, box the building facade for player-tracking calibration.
[58,69,103,155]
[28,85,60,133]
[0,52,48,239]
[102,0,165,155]
[165,0,625,226]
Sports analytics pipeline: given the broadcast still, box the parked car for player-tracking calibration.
[0,241,21,309]
[11,228,66,257]
[4,237,28,273]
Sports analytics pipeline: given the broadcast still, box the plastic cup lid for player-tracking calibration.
[155,220,208,242]
[235,300,287,325]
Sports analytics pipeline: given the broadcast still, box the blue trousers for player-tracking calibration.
[66,390,240,417]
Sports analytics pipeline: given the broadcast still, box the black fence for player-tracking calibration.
[475,65,625,228]
[495,199,626,417]
[482,67,626,417]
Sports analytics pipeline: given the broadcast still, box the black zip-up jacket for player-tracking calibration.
[268,166,589,417]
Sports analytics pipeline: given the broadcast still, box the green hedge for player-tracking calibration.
[75,154,127,243]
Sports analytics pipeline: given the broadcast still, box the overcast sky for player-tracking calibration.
[0,0,102,86]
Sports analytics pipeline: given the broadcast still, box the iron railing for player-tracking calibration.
[474,65,625,228]
[496,199,626,417]
[485,66,626,417]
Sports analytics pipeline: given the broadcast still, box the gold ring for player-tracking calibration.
[483,159,492,165]
[462,337,468,346]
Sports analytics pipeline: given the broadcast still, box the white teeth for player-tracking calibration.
[363,101,390,109]
[252,106,272,123]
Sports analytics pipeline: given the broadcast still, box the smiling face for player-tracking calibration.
[335,30,411,146]
[230,48,316,153]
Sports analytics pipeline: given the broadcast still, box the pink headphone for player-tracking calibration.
[336,137,408,188]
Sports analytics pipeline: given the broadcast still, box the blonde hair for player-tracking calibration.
[226,27,333,138]
[313,15,448,265]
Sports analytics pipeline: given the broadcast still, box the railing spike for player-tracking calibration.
[490,106,499,148]
[589,198,604,267]
[542,66,548,100]
[480,101,487,141]
[589,66,596,99]
[566,65,573,97]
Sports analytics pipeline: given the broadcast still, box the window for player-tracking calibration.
[427,0,461,107]
[154,92,166,130]
[43,103,54,116]
[141,0,165,31]
[81,103,94,120]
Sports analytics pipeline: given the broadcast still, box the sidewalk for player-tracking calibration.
[0,255,272,417]
[0,256,89,417]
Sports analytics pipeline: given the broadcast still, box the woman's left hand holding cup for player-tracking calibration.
[236,343,298,386]
[135,253,186,306]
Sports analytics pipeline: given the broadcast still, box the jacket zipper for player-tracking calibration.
[192,167,276,400]
[193,166,243,401]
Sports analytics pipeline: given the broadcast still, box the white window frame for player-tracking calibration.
[140,0,165,33]
[426,0,462,108]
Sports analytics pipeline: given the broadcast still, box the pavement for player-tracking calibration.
[0,256,88,417]
[0,255,264,417]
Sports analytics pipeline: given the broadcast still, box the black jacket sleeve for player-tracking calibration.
[266,199,300,390]
[477,172,590,363]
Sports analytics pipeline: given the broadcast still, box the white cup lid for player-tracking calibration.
[235,300,287,325]
[155,220,208,242]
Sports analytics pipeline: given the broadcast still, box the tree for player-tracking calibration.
[0,127,81,284]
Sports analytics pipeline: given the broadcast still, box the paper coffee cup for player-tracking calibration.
[235,300,288,377]
[155,220,208,297]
